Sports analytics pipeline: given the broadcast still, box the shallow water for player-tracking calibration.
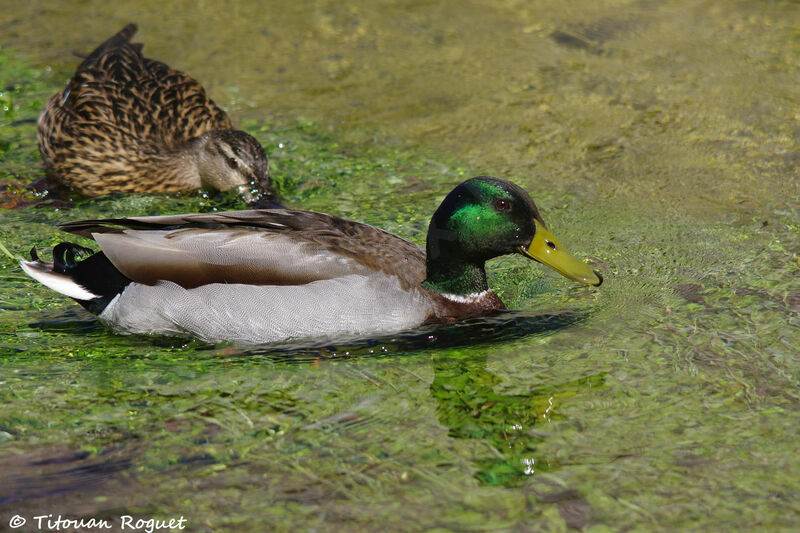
[1,0,798,531]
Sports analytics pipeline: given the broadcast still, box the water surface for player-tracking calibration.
[1,1,798,530]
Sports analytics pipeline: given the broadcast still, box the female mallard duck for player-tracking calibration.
[38,23,274,204]
[20,177,601,344]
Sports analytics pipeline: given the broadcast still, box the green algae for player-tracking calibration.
[1,1,799,531]
[0,48,52,207]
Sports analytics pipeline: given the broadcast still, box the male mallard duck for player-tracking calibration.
[20,177,601,344]
[38,23,274,204]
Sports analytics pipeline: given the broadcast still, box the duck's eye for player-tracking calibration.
[227,157,239,170]
[493,198,512,212]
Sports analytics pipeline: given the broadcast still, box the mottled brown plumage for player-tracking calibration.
[38,23,273,202]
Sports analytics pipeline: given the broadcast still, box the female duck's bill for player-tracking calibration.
[19,177,602,345]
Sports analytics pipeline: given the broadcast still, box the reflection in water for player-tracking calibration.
[241,309,603,487]
[237,309,590,363]
[431,353,604,487]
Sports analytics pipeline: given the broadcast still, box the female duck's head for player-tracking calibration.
[424,176,602,295]
[195,129,274,205]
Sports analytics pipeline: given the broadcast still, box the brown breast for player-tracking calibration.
[425,289,506,323]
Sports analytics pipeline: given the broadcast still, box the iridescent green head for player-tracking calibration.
[424,177,602,296]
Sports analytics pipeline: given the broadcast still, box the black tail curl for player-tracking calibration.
[52,242,96,273]
[33,243,132,315]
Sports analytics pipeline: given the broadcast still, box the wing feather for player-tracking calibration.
[60,209,427,289]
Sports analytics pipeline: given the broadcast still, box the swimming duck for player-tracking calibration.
[20,177,601,344]
[38,23,274,204]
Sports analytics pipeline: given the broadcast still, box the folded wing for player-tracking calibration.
[59,209,427,289]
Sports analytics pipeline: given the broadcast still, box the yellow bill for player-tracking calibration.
[518,223,602,286]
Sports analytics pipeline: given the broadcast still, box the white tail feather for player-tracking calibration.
[20,260,99,301]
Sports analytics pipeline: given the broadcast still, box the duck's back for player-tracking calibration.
[38,23,233,194]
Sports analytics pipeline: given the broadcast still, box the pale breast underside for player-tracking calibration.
[100,274,434,345]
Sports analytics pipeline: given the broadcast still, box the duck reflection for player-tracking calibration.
[431,351,603,487]
[243,309,603,487]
